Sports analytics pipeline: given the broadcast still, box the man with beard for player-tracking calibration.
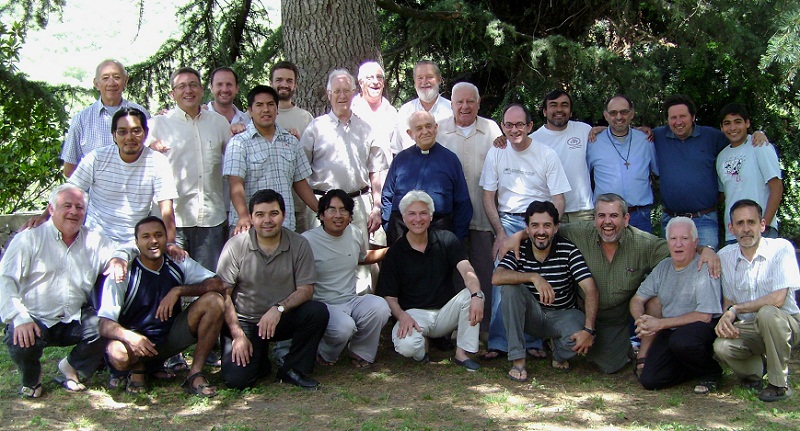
[530,90,594,223]
[480,103,571,360]
[207,67,250,135]
[393,60,453,153]
[587,95,658,233]
[503,193,719,373]
[351,61,397,164]
[223,85,317,234]
[271,61,314,141]
[493,200,598,382]
[271,61,316,233]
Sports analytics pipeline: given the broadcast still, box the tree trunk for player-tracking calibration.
[281,0,381,116]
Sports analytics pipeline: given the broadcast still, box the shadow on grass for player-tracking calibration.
[1,328,799,431]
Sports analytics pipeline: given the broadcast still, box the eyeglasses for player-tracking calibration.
[363,75,385,81]
[502,122,528,130]
[329,88,354,96]
[115,128,145,138]
[606,109,631,117]
[172,82,202,91]
[324,207,350,216]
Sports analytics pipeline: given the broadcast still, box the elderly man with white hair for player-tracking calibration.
[377,190,484,370]
[629,216,723,394]
[393,60,453,153]
[300,68,388,294]
[1,184,127,398]
[351,61,397,164]
[436,81,502,331]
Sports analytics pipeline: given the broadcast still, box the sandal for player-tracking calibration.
[165,354,189,373]
[107,374,128,391]
[316,354,335,366]
[126,369,148,395]
[54,375,86,392]
[758,384,793,402]
[693,379,718,395]
[633,357,646,379]
[350,354,371,368]
[19,383,43,398]
[507,365,528,382]
[151,367,177,381]
[182,372,217,398]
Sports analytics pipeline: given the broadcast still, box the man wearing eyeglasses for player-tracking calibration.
[300,69,388,294]
[60,59,150,178]
[586,95,658,233]
[146,67,231,272]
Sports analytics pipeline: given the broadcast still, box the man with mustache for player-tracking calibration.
[493,200,598,382]
[393,60,453,153]
[714,199,800,402]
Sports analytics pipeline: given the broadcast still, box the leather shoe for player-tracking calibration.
[453,357,480,371]
[275,368,320,390]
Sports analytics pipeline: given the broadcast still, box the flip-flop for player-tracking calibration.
[507,365,528,382]
[54,375,86,392]
[19,383,43,398]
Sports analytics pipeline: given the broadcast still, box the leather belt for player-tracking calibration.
[662,206,715,219]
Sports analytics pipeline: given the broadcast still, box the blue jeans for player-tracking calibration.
[661,211,719,249]
[628,206,653,233]
[487,213,542,352]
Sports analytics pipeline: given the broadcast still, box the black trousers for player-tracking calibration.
[4,306,104,387]
[639,319,722,390]
[221,300,329,389]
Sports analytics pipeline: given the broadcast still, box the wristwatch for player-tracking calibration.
[471,291,485,299]
[582,327,596,336]
[726,304,737,316]
[275,304,285,313]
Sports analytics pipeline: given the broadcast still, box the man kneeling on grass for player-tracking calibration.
[98,216,225,397]
[492,200,598,382]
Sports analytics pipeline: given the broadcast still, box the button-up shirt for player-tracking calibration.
[60,98,150,165]
[718,237,800,321]
[223,123,311,230]
[145,107,230,227]
[0,222,117,327]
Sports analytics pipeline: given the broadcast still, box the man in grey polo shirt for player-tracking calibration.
[216,189,328,390]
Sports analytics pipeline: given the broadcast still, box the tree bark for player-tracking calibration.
[281,0,382,116]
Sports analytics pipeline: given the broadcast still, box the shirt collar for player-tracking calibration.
[664,123,701,140]
[247,226,291,255]
[736,237,775,263]
[326,110,351,127]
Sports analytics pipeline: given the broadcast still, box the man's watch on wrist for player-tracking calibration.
[275,304,285,313]
[471,291,485,300]
[726,304,737,317]
[582,327,596,337]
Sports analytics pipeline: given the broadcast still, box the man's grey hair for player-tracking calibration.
[665,216,698,241]
[399,190,435,215]
[451,82,480,100]
[95,59,128,79]
[357,61,383,81]
[594,193,628,216]
[49,183,87,208]
[413,60,442,79]
[326,69,356,91]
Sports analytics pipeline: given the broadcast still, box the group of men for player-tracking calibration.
[0,56,796,403]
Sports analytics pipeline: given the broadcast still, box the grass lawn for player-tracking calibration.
[1,330,798,431]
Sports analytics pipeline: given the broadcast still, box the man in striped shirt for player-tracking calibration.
[714,199,800,402]
[492,200,598,382]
